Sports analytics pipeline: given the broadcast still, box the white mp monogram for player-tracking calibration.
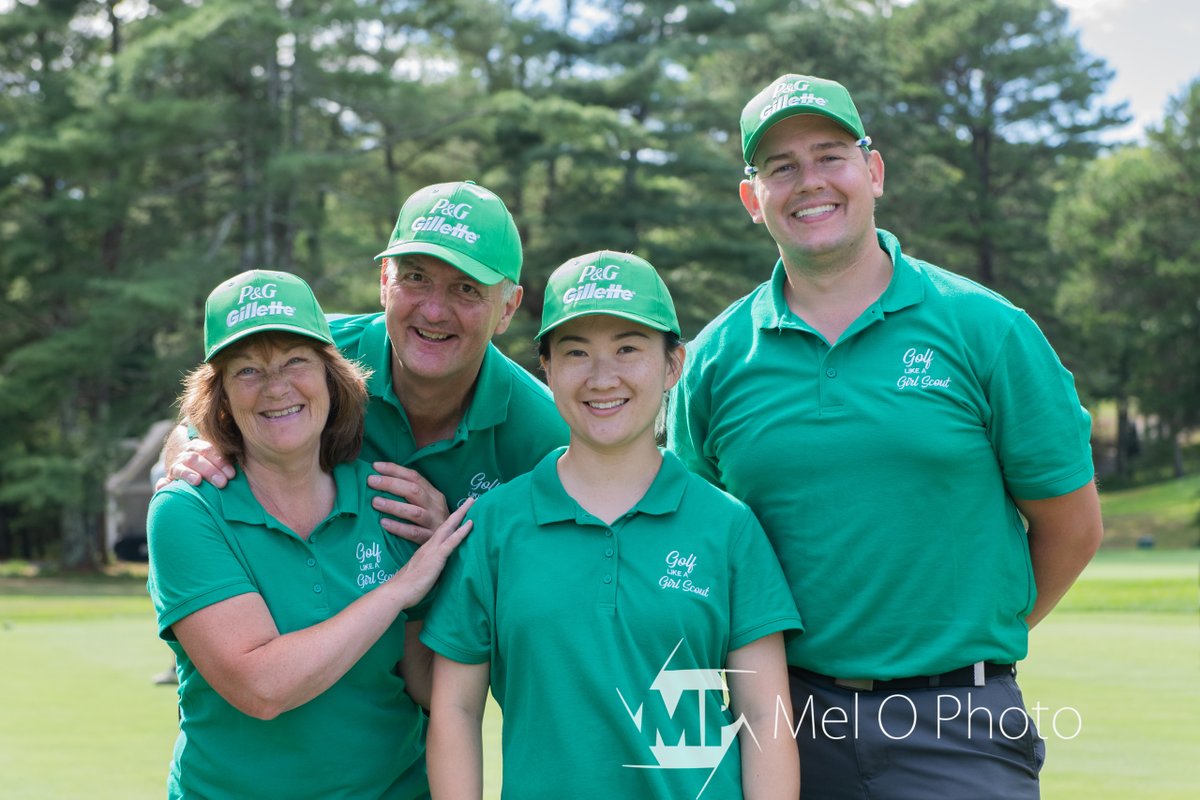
[616,638,760,797]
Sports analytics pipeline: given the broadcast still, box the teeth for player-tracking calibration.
[587,400,626,410]
[417,329,451,341]
[794,204,835,219]
[264,405,302,418]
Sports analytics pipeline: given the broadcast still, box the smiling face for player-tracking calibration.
[380,254,522,392]
[540,314,684,458]
[739,114,885,271]
[222,339,331,468]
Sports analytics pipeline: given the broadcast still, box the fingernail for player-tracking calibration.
[367,475,381,487]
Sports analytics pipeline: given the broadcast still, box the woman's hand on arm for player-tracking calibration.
[172,499,474,720]
[428,655,490,800]
[727,633,799,800]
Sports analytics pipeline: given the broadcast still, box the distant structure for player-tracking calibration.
[104,418,175,562]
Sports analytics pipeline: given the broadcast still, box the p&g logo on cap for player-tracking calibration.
[759,77,829,121]
[562,263,637,305]
[226,282,298,327]
[409,198,481,244]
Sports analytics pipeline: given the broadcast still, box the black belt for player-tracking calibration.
[789,662,1014,692]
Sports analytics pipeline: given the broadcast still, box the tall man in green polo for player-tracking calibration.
[163,181,567,541]
[667,74,1104,798]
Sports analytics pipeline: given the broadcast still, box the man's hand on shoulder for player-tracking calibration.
[368,462,450,544]
[157,424,237,491]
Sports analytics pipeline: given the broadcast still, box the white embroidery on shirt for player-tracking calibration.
[355,541,395,589]
[895,346,952,390]
[658,550,711,597]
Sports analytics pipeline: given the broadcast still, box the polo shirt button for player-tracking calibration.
[826,367,837,378]
[603,575,612,584]
[603,530,613,537]
[605,548,614,557]
[313,584,323,594]
[309,535,318,544]
[306,558,316,567]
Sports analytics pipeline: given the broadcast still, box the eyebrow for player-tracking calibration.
[555,329,652,345]
[759,139,853,167]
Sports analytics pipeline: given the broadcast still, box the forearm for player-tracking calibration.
[399,622,434,709]
[1020,482,1104,629]
[428,658,489,800]
[181,573,421,719]
[728,634,799,800]
[159,424,190,475]
[428,705,485,799]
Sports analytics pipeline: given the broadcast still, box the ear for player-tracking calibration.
[379,260,390,309]
[738,179,764,224]
[491,284,524,336]
[663,343,686,392]
[868,149,885,199]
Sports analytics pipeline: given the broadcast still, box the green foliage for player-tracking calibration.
[1050,80,1200,440]
[0,0,1188,559]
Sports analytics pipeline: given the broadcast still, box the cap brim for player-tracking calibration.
[745,107,861,164]
[537,309,678,340]
[373,241,506,285]
[206,325,334,362]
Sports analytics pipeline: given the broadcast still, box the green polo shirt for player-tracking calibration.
[147,461,429,800]
[421,449,802,800]
[668,229,1094,680]
[329,313,568,508]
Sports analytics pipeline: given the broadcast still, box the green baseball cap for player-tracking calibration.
[204,270,333,362]
[374,181,522,285]
[740,74,868,165]
[537,251,680,339]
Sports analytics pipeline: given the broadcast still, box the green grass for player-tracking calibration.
[1098,471,1200,548]
[1,551,1196,799]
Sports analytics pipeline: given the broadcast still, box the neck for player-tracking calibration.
[391,357,483,449]
[780,237,892,344]
[242,451,334,537]
[556,437,664,525]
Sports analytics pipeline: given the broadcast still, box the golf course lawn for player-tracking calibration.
[1,549,1195,799]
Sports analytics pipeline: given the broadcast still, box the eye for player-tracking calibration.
[617,344,641,355]
[767,162,796,178]
[286,355,310,367]
[234,365,258,378]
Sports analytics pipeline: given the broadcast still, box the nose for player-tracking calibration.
[417,285,451,323]
[262,367,293,398]
[794,160,826,193]
[586,354,621,390]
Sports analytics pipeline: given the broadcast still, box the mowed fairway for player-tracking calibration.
[1,550,1195,799]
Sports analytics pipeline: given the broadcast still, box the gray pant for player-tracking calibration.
[786,670,1045,799]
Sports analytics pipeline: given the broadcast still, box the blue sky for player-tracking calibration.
[1061,0,1199,141]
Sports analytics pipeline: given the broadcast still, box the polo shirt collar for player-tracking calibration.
[212,462,361,529]
[531,448,690,526]
[750,228,925,331]
[361,313,511,433]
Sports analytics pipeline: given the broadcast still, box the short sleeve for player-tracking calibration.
[418,507,495,664]
[146,487,256,640]
[666,366,720,486]
[985,312,1095,500]
[727,510,803,651]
